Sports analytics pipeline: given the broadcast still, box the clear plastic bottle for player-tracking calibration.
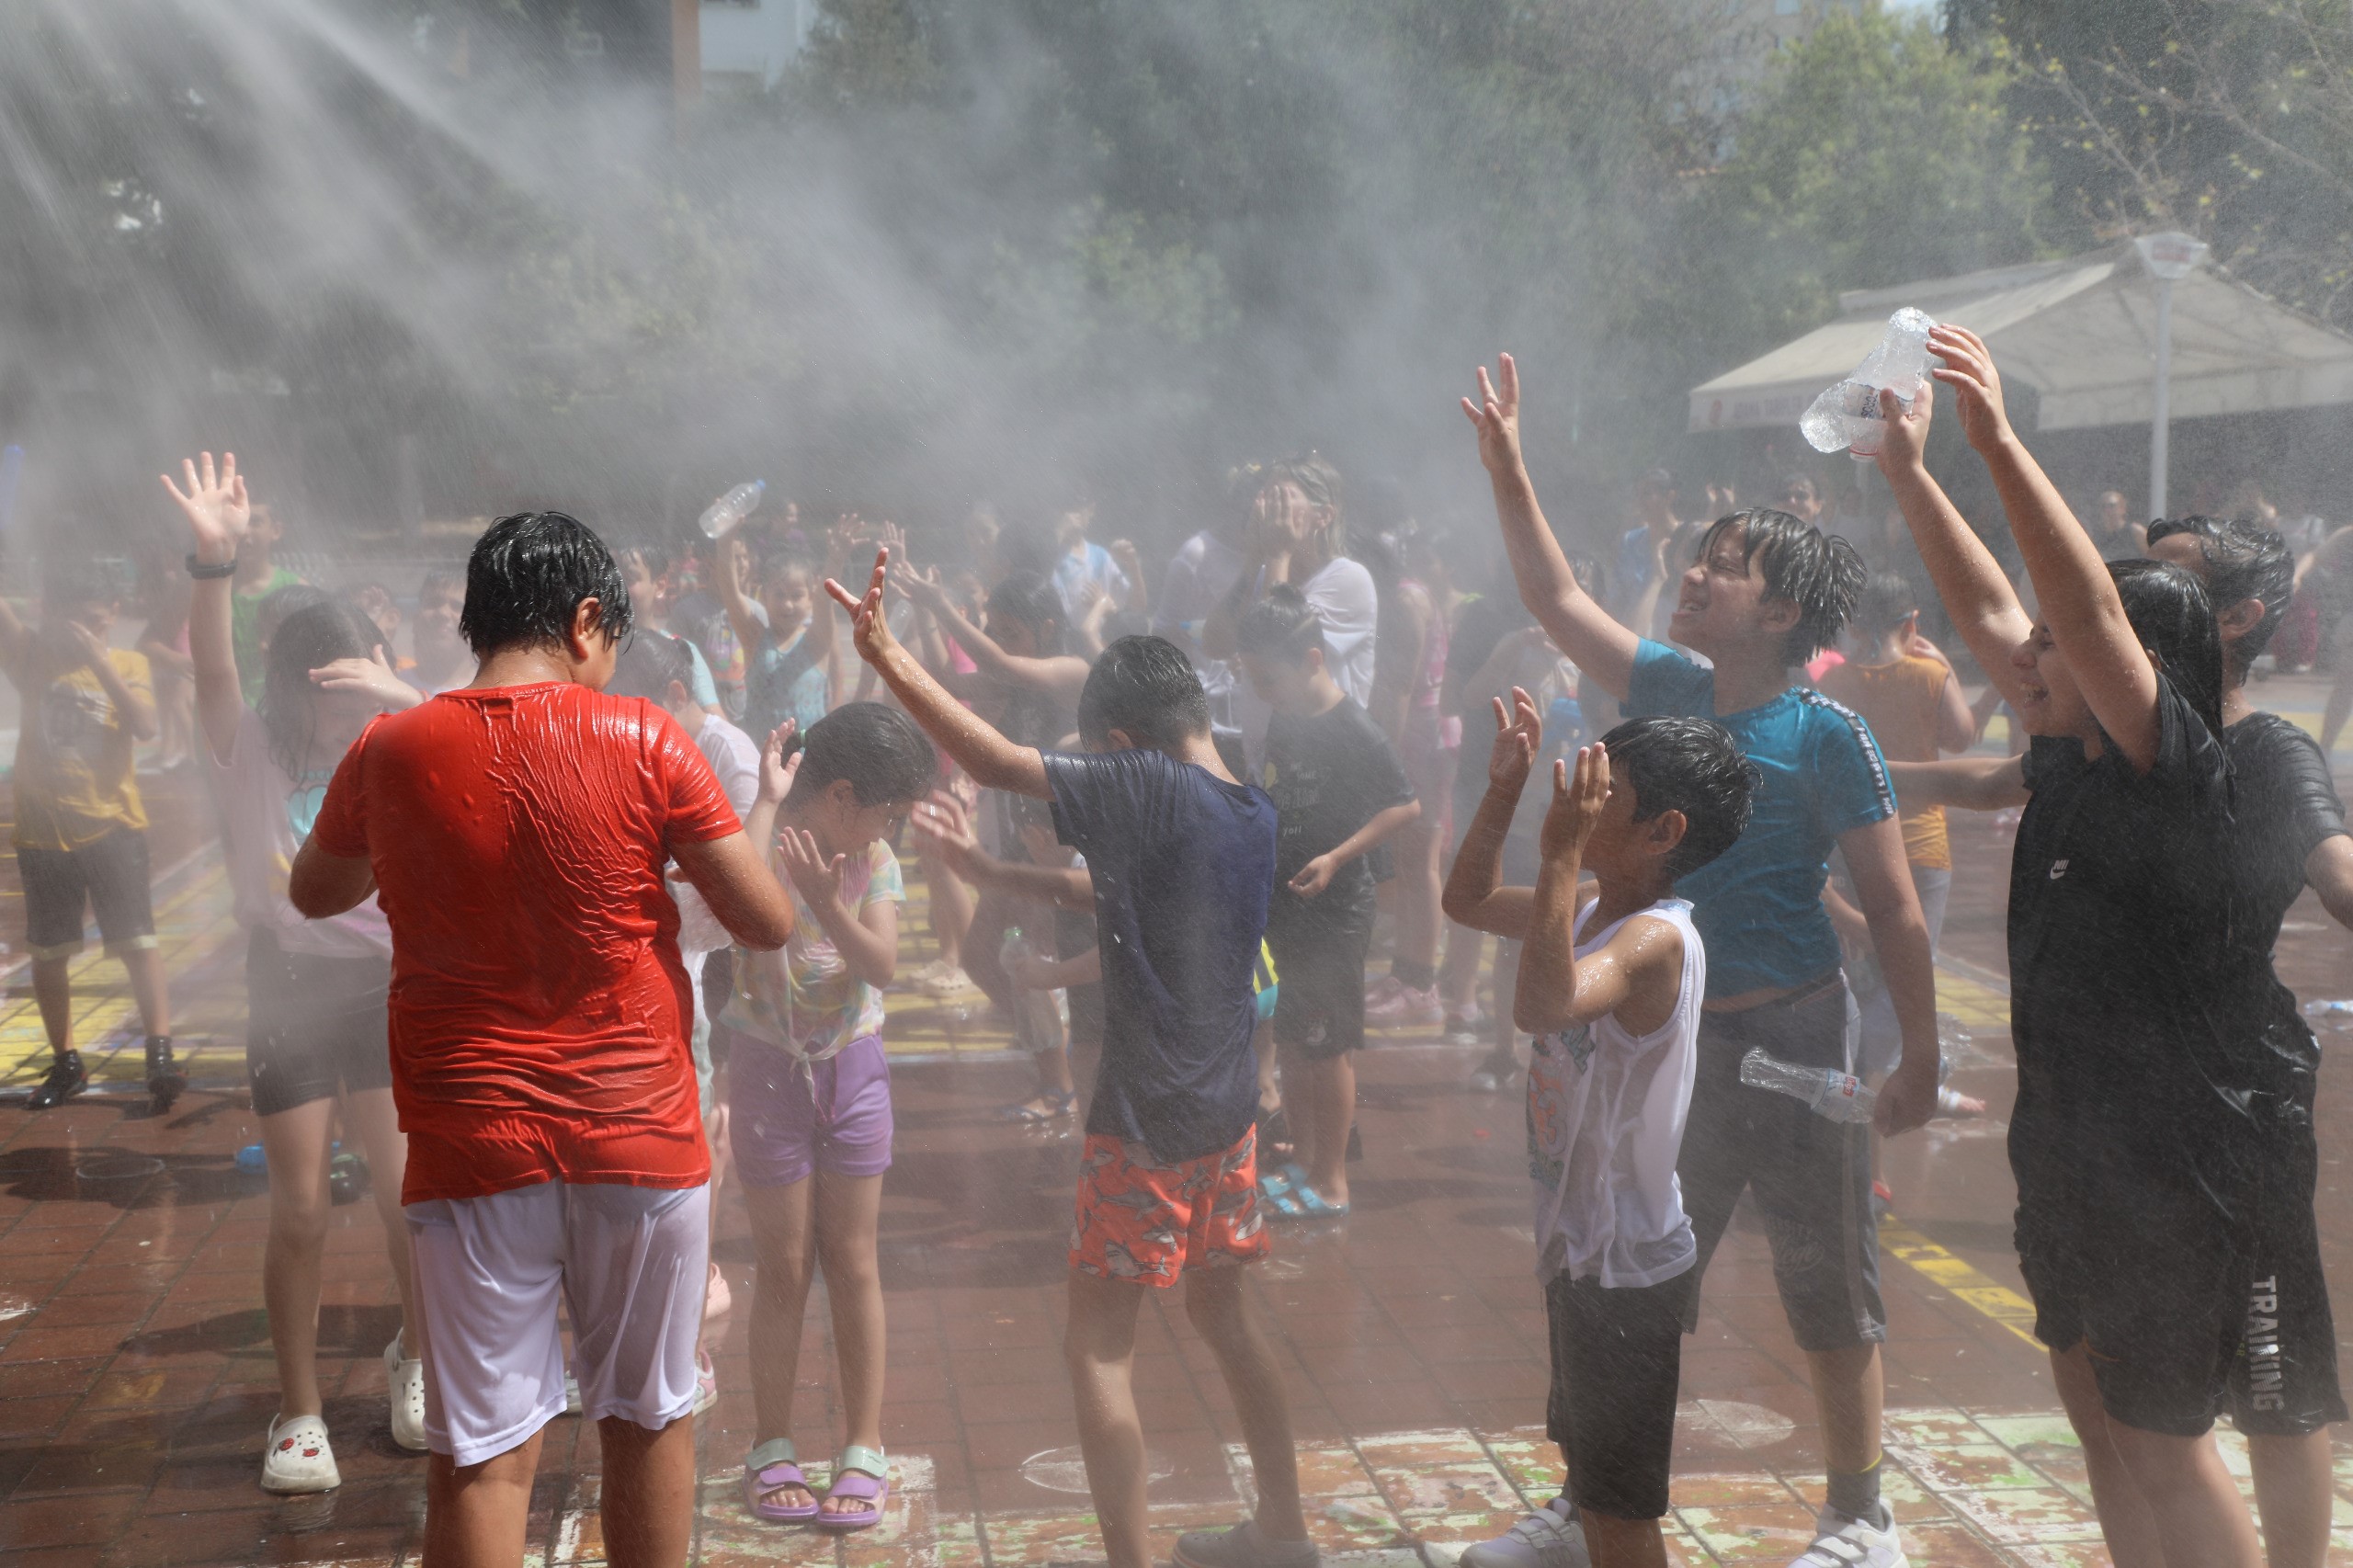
[999,926,1068,1051]
[2302,998,2353,1026]
[1801,308,1937,460]
[1739,1047,1877,1124]
[699,479,767,540]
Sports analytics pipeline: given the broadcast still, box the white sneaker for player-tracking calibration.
[384,1334,428,1452]
[1458,1496,1588,1568]
[260,1412,341,1494]
[1788,1506,1905,1567]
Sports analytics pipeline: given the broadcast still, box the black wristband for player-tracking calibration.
[187,553,237,580]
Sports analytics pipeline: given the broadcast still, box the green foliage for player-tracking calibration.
[2002,0,2353,331]
[1674,11,2048,360]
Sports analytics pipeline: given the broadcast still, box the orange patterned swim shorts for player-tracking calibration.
[1067,1127,1268,1287]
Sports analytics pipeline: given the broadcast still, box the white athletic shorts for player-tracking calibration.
[405,1180,710,1467]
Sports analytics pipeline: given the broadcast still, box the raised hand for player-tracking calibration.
[1927,324,2013,454]
[1872,375,1936,478]
[824,547,900,666]
[1460,355,1526,479]
[756,720,802,806]
[1540,743,1610,864]
[776,824,847,910]
[1486,685,1542,800]
[159,451,250,562]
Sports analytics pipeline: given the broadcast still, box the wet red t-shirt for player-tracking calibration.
[313,682,742,1202]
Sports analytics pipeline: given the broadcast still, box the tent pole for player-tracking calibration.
[2150,276,2176,522]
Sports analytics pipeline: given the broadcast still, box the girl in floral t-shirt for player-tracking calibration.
[722,703,935,1532]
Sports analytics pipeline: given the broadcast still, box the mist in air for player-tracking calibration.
[0,0,1766,561]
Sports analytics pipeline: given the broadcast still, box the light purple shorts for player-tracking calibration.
[727,1035,893,1188]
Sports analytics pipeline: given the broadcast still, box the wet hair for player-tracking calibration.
[609,628,696,703]
[1078,635,1211,748]
[1597,716,1758,882]
[417,569,463,608]
[460,511,633,656]
[786,701,937,809]
[257,583,331,642]
[986,571,1065,653]
[1235,583,1326,665]
[1779,473,1818,503]
[2108,559,2226,737]
[1268,453,1347,556]
[1692,508,1867,664]
[2145,516,2295,682]
[1854,572,1920,638]
[262,599,387,781]
[44,561,116,608]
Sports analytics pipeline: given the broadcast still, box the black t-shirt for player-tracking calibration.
[2223,712,2348,1113]
[2007,678,2284,1244]
[1260,697,1415,938]
[1046,748,1276,1162]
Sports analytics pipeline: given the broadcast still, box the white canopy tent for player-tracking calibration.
[1687,243,2353,437]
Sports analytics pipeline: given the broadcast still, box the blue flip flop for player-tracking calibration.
[1287,1186,1349,1221]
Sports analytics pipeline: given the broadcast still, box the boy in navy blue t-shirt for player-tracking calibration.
[1461,359,1939,1568]
[827,551,1315,1568]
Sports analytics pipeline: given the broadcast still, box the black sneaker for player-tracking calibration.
[27,1051,87,1109]
[145,1036,187,1114]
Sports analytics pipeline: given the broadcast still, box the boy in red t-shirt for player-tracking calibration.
[292,512,793,1568]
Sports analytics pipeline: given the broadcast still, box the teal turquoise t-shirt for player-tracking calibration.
[1622,640,1894,997]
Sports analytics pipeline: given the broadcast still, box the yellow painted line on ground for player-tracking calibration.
[1881,1216,2045,1352]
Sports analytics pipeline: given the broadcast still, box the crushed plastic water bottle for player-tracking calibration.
[2303,999,2353,1030]
[1800,308,1936,460]
[1739,1047,1877,1124]
[699,479,767,540]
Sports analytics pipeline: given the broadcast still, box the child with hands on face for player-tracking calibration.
[1444,688,1753,1568]
[722,704,937,1534]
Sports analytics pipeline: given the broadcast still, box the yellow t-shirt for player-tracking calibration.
[1817,653,1950,871]
[11,648,152,851]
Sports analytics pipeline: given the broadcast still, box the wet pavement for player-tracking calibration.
[3,680,2351,1567]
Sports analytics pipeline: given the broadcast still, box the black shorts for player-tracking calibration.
[2025,1128,2348,1438]
[1267,918,1370,1062]
[2229,1125,2347,1435]
[1677,973,1884,1352]
[245,927,393,1117]
[17,830,156,961]
[1546,1268,1692,1519]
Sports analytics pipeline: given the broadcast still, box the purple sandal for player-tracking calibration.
[815,1444,889,1532]
[744,1438,821,1523]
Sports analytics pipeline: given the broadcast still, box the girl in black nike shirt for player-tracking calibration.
[1872,326,2273,1568]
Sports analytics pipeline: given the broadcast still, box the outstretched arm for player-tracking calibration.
[1871,381,2036,712]
[1887,755,2029,812]
[892,562,1088,704]
[1933,325,2164,770]
[913,790,1093,910]
[833,550,1051,798]
[1461,356,1642,701]
[1513,744,1682,1038]
[1439,689,1542,938]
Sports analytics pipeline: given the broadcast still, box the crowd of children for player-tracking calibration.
[5,326,2350,1568]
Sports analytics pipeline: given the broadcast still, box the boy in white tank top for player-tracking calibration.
[1445,694,1758,1568]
